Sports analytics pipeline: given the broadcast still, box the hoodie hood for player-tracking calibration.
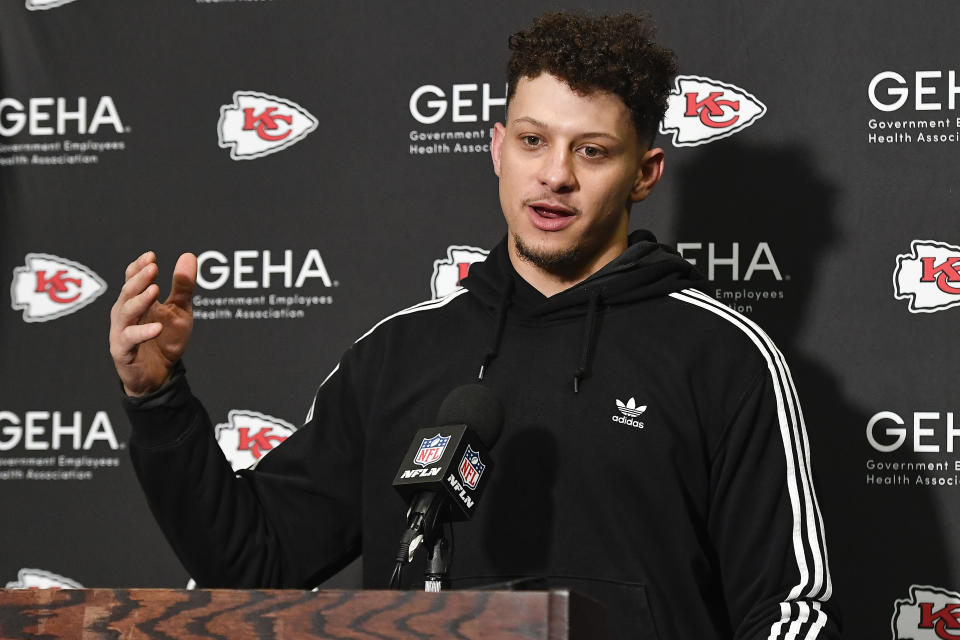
[463,229,704,321]
[461,229,705,392]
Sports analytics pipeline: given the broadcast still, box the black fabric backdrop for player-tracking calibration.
[2,2,959,638]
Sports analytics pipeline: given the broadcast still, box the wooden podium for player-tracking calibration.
[0,588,606,639]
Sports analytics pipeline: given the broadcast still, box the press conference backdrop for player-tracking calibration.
[1,2,958,638]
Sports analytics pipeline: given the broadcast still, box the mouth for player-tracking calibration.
[527,202,577,232]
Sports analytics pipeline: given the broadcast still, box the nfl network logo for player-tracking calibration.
[660,75,766,147]
[218,91,318,160]
[414,434,451,467]
[458,445,485,490]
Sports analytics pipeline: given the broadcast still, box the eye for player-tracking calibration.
[521,135,542,147]
[579,145,606,159]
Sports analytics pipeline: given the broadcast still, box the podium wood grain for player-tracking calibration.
[0,588,604,639]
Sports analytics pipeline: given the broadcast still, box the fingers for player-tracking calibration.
[111,254,160,355]
[124,251,156,281]
[114,281,160,327]
[166,253,198,310]
[109,252,191,374]
[119,257,158,304]
[110,251,194,355]
[109,281,159,358]
[110,322,163,362]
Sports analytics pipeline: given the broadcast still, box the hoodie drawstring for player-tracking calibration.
[573,291,602,394]
[476,280,602,394]
[478,278,514,381]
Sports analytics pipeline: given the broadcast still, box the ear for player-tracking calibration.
[629,147,665,202]
[490,122,506,177]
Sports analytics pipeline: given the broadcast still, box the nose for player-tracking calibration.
[538,147,577,193]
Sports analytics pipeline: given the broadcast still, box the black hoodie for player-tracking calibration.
[126,231,838,639]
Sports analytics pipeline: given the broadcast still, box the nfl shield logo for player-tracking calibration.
[414,434,451,467]
[458,445,485,490]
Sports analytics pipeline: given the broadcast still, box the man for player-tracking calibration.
[110,12,838,639]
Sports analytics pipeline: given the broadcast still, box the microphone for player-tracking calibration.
[389,384,504,588]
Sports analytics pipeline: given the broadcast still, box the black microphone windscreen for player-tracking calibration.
[435,384,504,450]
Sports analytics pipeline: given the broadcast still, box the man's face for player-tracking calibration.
[491,73,663,279]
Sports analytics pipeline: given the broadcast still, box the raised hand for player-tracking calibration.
[109,251,197,397]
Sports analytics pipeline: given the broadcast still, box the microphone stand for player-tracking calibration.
[424,522,451,592]
[390,492,448,590]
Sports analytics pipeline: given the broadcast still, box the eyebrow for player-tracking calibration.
[510,116,621,142]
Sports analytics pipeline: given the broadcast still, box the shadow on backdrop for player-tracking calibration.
[670,141,949,637]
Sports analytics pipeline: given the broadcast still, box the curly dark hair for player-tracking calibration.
[507,11,678,146]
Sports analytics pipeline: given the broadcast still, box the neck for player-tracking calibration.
[507,235,628,297]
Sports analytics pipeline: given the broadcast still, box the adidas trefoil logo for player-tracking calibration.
[613,397,646,428]
[616,397,646,417]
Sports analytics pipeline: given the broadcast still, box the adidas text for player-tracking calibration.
[612,415,644,428]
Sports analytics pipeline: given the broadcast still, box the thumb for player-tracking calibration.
[166,252,198,309]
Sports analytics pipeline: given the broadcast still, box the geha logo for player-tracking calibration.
[409,83,507,124]
[196,249,333,290]
[676,242,783,281]
[11,253,107,323]
[25,0,78,10]
[192,249,335,321]
[660,75,766,147]
[867,411,960,454]
[0,97,123,136]
[214,410,296,471]
[892,585,960,639]
[5,568,82,589]
[218,91,317,160]
[894,240,960,313]
[869,71,960,112]
[458,445,485,490]
[0,410,120,451]
[613,397,646,428]
[431,245,488,299]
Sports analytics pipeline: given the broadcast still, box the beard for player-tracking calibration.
[512,232,583,273]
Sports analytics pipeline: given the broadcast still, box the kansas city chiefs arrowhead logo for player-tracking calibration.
[11,253,107,323]
[218,91,318,160]
[894,240,960,314]
[431,245,488,299]
[660,75,766,147]
[214,410,296,471]
[25,0,79,9]
[6,568,82,589]
[891,584,960,640]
